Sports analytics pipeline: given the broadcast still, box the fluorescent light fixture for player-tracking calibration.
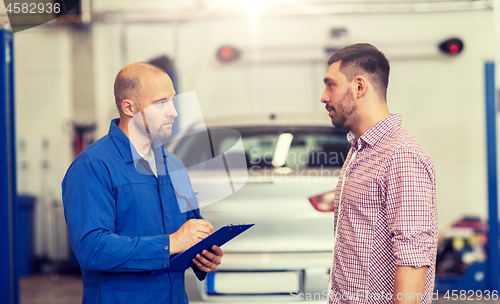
[272,133,293,167]
[239,0,267,15]
[208,0,269,16]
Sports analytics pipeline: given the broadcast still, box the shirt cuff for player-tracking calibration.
[159,234,171,269]
[393,241,432,268]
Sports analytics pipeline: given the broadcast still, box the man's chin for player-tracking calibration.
[151,130,172,141]
[330,117,339,127]
[330,118,344,129]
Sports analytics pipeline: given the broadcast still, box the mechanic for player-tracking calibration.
[62,62,223,304]
[321,43,437,304]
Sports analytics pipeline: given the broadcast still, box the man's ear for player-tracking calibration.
[121,99,138,117]
[354,76,368,98]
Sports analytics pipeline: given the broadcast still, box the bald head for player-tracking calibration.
[114,62,169,114]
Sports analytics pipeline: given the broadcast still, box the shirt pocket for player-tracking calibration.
[171,181,200,213]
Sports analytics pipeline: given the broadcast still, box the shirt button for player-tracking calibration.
[163,264,167,267]
[164,246,168,250]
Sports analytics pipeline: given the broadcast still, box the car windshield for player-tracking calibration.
[171,126,351,170]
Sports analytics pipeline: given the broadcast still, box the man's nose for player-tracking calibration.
[321,90,329,104]
[167,103,178,118]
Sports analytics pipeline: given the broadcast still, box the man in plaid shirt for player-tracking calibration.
[321,43,437,303]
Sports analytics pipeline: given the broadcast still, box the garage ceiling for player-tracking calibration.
[91,0,492,23]
[0,0,493,24]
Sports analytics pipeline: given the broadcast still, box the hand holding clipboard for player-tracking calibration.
[153,194,253,275]
[151,195,254,275]
[152,223,254,275]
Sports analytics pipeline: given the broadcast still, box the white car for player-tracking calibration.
[169,115,350,303]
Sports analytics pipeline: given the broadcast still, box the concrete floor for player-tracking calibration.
[19,273,201,304]
[20,275,82,304]
[19,274,500,304]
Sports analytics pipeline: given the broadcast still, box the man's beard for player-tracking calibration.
[331,89,357,129]
[137,110,173,140]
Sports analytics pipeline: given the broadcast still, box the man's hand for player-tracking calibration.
[169,219,213,255]
[192,245,223,273]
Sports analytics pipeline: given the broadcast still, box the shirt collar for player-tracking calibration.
[131,142,165,163]
[108,119,166,164]
[347,114,403,150]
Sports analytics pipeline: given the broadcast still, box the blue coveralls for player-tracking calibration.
[62,119,205,304]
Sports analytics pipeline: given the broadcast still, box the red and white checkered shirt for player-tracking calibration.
[328,114,438,304]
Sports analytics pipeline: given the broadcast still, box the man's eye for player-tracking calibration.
[155,98,170,106]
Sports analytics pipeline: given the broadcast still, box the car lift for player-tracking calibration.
[0,28,17,304]
[435,62,500,292]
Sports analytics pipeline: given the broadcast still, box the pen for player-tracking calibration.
[185,196,203,220]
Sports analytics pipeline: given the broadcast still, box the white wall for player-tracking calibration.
[92,9,495,230]
[15,28,73,197]
[14,27,72,259]
[92,23,123,137]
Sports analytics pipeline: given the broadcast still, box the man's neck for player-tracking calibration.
[118,116,153,156]
[133,138,153,156]
[350,104,391,140]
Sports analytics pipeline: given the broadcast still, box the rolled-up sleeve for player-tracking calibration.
[385,147,437,268]
[62,156,171,272]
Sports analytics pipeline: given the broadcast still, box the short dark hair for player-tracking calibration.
[113,62,167,113]
[327,43,390,100]
[114,72,140,114]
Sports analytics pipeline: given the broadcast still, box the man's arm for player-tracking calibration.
[393,266,428,303]
[63,158,172,272]
[385,147,437,302]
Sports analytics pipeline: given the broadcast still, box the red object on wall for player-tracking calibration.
[72,123,95,158]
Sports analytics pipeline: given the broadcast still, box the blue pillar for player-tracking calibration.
[485,62,499,292]
[0,29,17,304]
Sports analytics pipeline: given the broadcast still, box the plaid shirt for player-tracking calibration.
[328,114,438,304]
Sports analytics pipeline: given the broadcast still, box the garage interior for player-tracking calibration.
[2,0,500,303]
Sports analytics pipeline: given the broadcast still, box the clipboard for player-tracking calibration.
[151,223,254,275]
